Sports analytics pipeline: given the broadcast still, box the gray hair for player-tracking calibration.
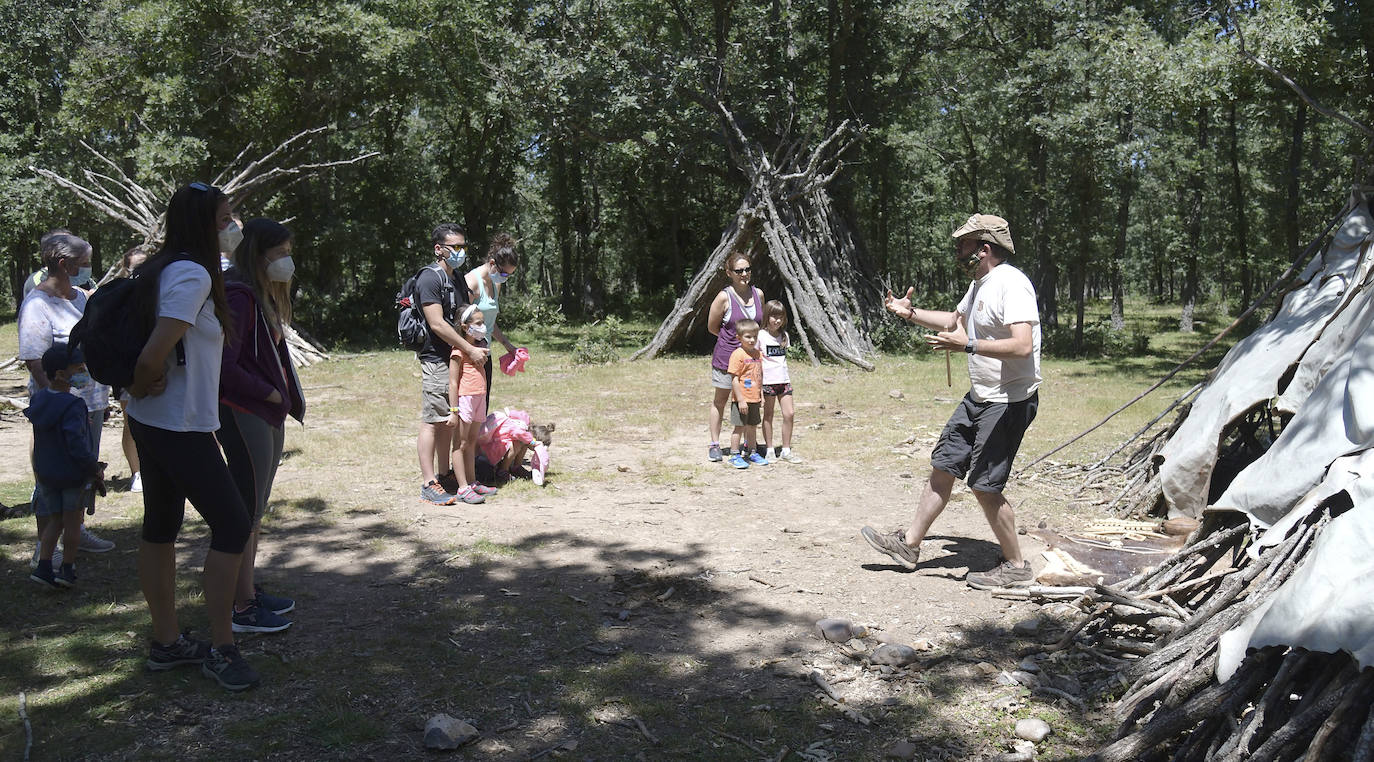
[40,234,92,271]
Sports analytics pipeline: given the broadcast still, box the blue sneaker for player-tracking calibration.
[728,454,750,469]
[254,585,295,615]
[748,452,770,466]
[231,599,293,633]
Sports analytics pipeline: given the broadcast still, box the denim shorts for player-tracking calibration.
[34,483,82,517]
[930,391,1039,494]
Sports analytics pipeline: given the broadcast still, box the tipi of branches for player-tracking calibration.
[1005,188,1374,761]
[27,126,373,368]
[634,107,878,370]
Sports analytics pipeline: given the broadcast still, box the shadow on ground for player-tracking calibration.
[0,498,1101,760]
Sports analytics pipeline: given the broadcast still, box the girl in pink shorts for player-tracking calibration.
[447,306,495,504]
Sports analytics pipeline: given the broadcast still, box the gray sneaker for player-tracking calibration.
[421,479,457,505]
[860,526,920,569]
[202,644,260,691]
[79,526,115,553]
[456,486,485,505]
[966,559,1034,590]
[708,444,723,462]
[146,632,211,671]
[30,543,63,570]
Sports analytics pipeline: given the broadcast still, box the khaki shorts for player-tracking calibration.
[731,401,762,426]
[420,360,451,424]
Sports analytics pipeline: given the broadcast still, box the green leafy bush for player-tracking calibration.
[572,316,622,365]
[1041,321,1149,358]
[871,318,933,356]
[500,291,567,330]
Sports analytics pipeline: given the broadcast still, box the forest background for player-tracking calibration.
[2,0,1371,355]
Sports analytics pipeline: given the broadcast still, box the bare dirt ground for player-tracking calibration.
[0,351,1147,760]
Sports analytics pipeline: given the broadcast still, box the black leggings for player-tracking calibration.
[129,418,251,553]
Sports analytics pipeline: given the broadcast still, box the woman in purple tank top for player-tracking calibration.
[705,251,764,462]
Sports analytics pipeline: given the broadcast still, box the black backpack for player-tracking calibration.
[71,253,190,388]
[396,263,450,351]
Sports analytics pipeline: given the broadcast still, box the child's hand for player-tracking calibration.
[446,412,460,429]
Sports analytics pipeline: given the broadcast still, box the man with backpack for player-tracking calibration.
[411,223,487,505]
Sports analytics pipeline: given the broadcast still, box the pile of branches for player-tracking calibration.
[1005,505,1372,761]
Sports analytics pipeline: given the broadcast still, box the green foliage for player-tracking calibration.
[500,289,567,331]
[1042,322,1151,359]
[571,317,623,365]
[870,318,933,356]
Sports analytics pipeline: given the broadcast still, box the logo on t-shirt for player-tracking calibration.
[766,345,785,357]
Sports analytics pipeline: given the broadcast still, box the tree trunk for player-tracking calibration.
[1285,101,1307,260]
[1180,106,1209,333]
[1230,100,1252,312]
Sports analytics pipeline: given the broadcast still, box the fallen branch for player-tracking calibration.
[19,691,32,762]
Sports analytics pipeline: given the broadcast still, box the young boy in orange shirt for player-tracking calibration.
[726,319,769,469]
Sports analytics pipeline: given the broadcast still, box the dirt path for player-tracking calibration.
[2,356,1111,760]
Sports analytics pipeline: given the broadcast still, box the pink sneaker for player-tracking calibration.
[472,483,498,497]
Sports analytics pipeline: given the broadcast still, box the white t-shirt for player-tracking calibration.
[759,329,790,385]
[17,288,111,411]
[126,260,223,432]
[956,263,1042,404]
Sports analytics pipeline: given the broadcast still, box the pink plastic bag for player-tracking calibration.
[499,347,530,376]
[530,442,550,486]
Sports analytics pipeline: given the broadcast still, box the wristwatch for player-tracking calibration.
[964,339,978,354]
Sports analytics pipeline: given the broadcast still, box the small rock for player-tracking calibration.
[1012,618,1041,636]
[424,714,479,749]
[870,643,920,667]
[912,638,933,651]
[881,697,903,706]
[847,638,869,652]
[1016,717,1052,743]
[885,739,918,759]
[816,618,866,642]
[989,694,1023,712]
[995,671,1018,686]
[616,464,630,472]
[898,472,913,479]
[889,389,904,399]
[975,661,999,675]
[1010,670,1039,688]
[618,609,631,621]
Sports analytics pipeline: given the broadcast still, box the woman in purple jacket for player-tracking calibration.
[219,218,305,634]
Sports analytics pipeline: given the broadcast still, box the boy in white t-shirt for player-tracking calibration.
[861,213,1042,590]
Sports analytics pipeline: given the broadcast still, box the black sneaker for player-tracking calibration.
[436,470,460,495]
[147,632,211,671]
[231,599,293,633]
[203,644,260,691]
[29,563,62,589]
[54,563,77,588]
[966,559,1034,590]
[860,526,920,570]
[254,584,295,615]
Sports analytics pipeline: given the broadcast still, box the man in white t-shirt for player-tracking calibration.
[861,213,1042,589]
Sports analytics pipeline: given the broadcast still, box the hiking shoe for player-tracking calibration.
[232,599,293,633]
[29,563,62,589]
[966,559,1035,590]
[146,631,211,671]
[436,470,460,495]
[708,444,723,462]
[472,483,498,497]
[748,452,770,466]
[80,526,115,553]
[860,526,920,570]
[457,486,485,504]
[254,585,295,615]
[728,454,749,469]
[421,480,457,505]
[130,471,143,493]
[202,644,260,692]
[30,543,63,570]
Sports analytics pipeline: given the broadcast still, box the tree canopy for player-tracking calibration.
[2,0,1370,350]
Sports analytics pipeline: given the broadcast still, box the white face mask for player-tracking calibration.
[266,255,295,283]
[219,221,244,254]
[467,324,488,341]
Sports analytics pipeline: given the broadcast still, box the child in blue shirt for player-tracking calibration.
[25,344,105,588]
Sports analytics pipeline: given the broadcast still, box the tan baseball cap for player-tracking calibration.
[951,213,1015,255]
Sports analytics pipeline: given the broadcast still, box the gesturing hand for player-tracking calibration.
[884,287,916,322]
[925,328,968,352]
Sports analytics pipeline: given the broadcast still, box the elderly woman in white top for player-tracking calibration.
[18,233,115,564]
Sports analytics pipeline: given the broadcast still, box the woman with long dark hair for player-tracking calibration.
[126,182,257,691]
[218,218,305,634]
